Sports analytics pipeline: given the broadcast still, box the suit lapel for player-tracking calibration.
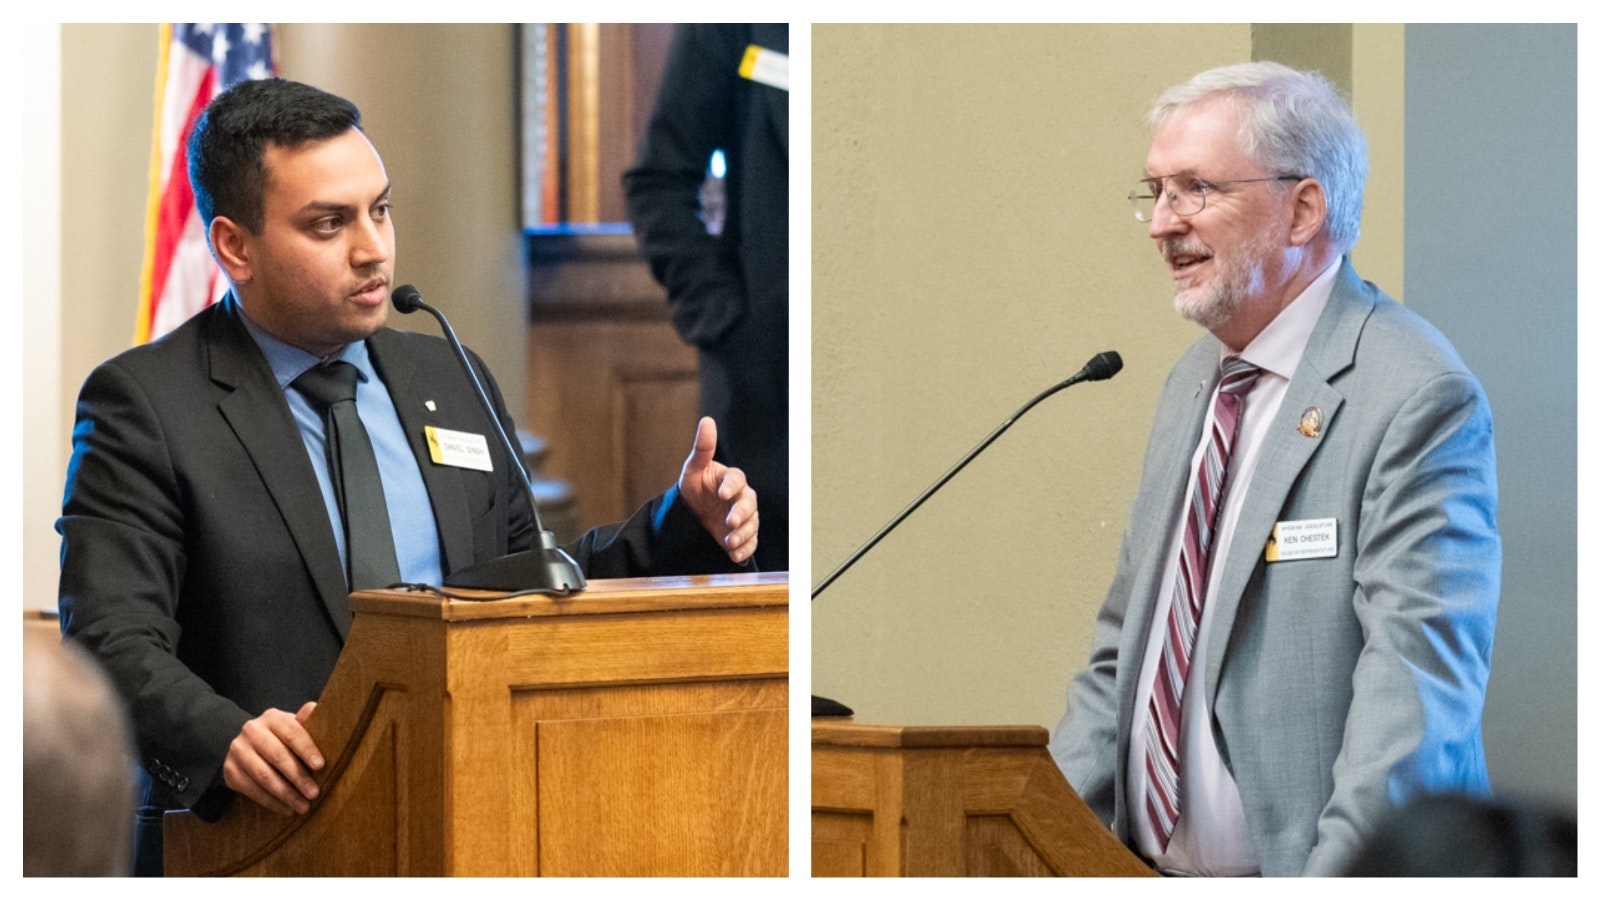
[367,330,475,575]
[205,300,353,638]
[1202,262,1374,705]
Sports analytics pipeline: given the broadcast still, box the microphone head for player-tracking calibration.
[391,284,424,314]
[1082,350,1123,382]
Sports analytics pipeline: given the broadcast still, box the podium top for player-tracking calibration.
[812,720,1050,749]
[350,571,788,622]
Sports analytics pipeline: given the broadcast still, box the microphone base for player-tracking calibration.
[443,534,587,595]
[811,695,854,717]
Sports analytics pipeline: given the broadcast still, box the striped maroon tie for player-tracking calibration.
[1143,356,1261,851]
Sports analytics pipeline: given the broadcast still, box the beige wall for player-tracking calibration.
[25,24,524,613]
[1349,24,1405,295]
[811,24,1405,728]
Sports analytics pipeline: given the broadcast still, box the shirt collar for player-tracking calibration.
[232,295,376,390]
[1231,257,1342,382]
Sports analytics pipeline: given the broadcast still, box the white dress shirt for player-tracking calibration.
[1127,260,1339,875]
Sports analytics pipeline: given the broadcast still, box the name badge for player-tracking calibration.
[1265,517,1338,562]
[425,426,493,472]
[739,44,789,91]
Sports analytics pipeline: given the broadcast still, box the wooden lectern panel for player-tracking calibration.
[532,689,785,875]
[164,573,787,877]
[812,720,1155,877]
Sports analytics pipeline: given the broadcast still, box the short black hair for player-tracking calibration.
[187,78,363,234]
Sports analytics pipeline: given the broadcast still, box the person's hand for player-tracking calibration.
[677,417,759,564]
[221,701,323,816]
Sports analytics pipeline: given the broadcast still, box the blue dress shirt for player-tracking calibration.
[236,302,444,586]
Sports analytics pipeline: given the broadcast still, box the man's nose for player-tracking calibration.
[1147,190,1188,240]
[349,216,390,266]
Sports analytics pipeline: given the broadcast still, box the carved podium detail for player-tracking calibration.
[166,574,788,877]
[812,720,1155,877]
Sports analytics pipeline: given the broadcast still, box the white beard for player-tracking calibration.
[1167,232,1275,331]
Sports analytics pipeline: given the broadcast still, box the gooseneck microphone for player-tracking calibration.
[391,284,586,594]
[811,351,1123,601]
[809,350,1121,717]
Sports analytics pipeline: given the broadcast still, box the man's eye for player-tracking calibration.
[373,202,391,220]
[312,217,342,233]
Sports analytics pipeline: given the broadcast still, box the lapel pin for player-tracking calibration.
[1298,406,1324,438]
[425,400,437,412]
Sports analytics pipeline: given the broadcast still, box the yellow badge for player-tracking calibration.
[425,425,494,472]
[739,44,789,91]
[1265,518,1339,562]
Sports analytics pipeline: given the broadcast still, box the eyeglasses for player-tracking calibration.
[1129,174,1305,222]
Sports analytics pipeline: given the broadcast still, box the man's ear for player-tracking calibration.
[208,216,253,284]
[1288,178,1328,247]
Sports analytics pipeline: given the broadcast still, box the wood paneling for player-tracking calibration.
[811,720,1155,877]
[164,574,788,876]
[525,232,699,539]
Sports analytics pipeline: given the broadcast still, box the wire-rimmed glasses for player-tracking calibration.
[1130,174,1305,222]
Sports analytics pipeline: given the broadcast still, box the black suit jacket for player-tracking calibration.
[624,23,789,570]
[57,297,733,819]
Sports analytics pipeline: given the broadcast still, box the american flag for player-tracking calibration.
[135,23,275,344]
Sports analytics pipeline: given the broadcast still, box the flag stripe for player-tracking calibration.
[136,23,274,344]
[148,68,214,315]
[135,23,175,346]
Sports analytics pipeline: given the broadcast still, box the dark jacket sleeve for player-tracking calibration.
[623,23,755,348]
[564,485,749,579]
[468,345,742,578]
[57,359,251,813]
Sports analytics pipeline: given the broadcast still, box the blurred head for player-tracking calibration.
[1344,792,1577,877]
[24,630,137,876]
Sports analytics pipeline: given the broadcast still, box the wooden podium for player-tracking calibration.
[812,719,1155,876]
[165,573,788,877]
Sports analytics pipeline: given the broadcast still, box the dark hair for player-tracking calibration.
[1343,793,1577,877]
[186,78,363,234]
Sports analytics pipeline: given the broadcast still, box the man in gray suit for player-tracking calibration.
[1048,62,1499,876]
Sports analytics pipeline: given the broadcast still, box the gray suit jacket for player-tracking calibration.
[1049,261,1500,876]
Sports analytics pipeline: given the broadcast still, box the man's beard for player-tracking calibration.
[1164,233,1274,331]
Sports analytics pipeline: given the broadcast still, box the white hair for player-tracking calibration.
[1151,61,1369,253]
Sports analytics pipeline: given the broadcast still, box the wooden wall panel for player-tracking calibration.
[525,232,700,538]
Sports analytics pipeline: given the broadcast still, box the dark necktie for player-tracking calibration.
[293,361,402,590]
[1143,355,1261,851]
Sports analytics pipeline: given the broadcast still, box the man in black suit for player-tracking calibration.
[57,78,759,876]
[625,23,789,571]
